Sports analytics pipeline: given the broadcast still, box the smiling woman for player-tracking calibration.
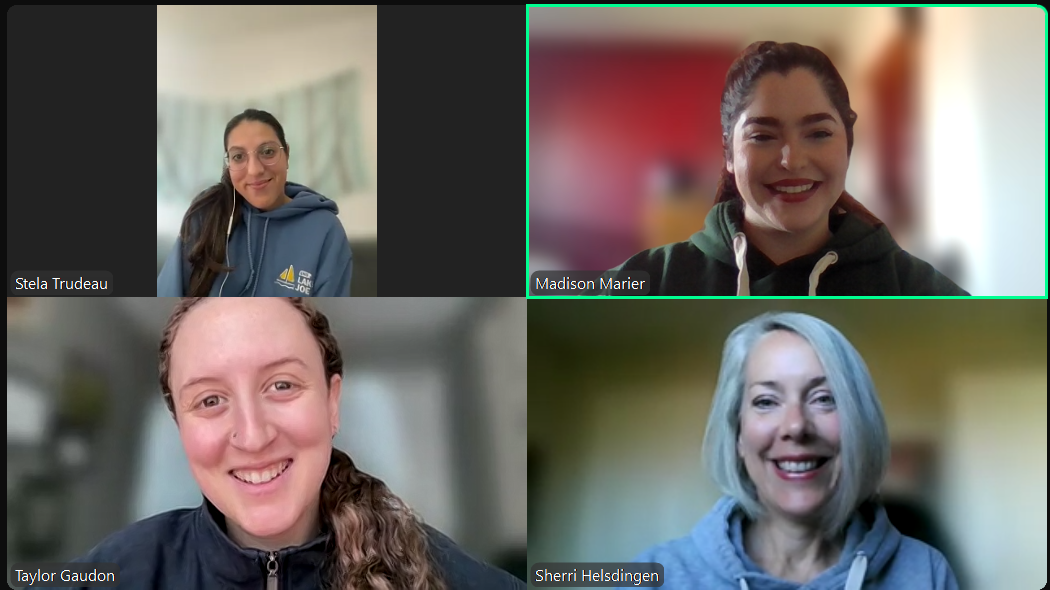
[618,312,961,590]
[605,42,969,296]
[37,298,524,590]
[157,109,354,297]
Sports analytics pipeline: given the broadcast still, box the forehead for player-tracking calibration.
[736,68,839,129]
[227,121,279,150]
[745,330,825,379]
[170,300,320,379]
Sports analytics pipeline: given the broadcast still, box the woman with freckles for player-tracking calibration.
[607,42,968,296]
[621,312,960,589]
[44,298,524,590]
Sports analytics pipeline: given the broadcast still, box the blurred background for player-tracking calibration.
[528,300,1047,590]
[158,6,378,296]
[528,6,1047,296]
[7,297,525,582]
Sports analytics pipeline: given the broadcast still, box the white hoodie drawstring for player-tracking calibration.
[731,233,838,296]
[736,552,867,590]
[807,251,839,296]
[844,551,868,590]
[732,233,750,296]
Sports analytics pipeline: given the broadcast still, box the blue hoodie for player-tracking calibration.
[157,183,353,297]
[621,496,960,590]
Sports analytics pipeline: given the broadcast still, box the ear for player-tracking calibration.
[327,374,342,437]
[727,160,735,175]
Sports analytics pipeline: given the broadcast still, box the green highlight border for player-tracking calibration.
[526,4,1049,299]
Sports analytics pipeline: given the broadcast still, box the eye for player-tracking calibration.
[752,396,777,408]
[231,153,245,162]
[271,380,296,392]
[811,130,833,139]
[812,392,836,406]
[749,134,773,142]
[197,395,222,409]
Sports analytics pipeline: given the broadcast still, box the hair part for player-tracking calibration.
[158,297,445,589]
[702,311,890,538]
[715,41,883,227]
[179,109,290,296]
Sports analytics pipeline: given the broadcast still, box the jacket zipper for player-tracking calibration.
[266,552,279,590]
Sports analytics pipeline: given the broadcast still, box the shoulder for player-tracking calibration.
[423,525,525,589]
[615,241,700,271]
[890,250,970,295]
[895,535,959,583]
[73,509,195,577]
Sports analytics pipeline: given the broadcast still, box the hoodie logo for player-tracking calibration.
[276,265,313,295]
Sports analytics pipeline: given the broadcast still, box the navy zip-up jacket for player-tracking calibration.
[38,499,524,589]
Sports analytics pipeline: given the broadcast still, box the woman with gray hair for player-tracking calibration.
[621,312,960,589]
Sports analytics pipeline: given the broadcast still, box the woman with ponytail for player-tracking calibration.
[43,298,523,589]
[157,109,354,297]
[605,42,968,296]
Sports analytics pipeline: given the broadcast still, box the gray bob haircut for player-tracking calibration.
[702,311,890,537]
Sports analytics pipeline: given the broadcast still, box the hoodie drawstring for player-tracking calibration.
[732,233,750,296]
[237,210,270,297]
[730,233,838,296]
[736,552,867,590]
[807,251,839,296]
[844,551,868,590]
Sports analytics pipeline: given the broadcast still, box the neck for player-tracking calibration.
[226,504,321,553]
[741,210,832,266]
[744,515,844,584]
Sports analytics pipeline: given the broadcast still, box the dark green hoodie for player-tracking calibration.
[608,199,969,296]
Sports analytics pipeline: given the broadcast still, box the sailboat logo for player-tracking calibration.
[276,265,297,290]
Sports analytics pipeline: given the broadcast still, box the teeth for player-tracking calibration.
[772,183,814,193]
[233,460,289,484]
[776,460,819,472]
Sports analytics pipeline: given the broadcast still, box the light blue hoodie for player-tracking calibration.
[621,496,960,590]
[157,183,353,297]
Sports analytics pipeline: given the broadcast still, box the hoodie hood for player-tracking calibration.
[693,497,896,590]
[691,199,899,296]
[156,181,355,297]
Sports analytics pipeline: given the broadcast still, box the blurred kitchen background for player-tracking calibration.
[528,300,1047,590]
[528,6,1047,296]
[7,297,526,582]
[158,6,378,296]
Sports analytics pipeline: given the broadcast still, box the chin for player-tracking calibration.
[233,503,300,537]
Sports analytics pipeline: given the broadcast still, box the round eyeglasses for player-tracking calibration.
[224,144,285,171]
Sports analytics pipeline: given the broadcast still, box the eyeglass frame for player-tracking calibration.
[224,143,286,170]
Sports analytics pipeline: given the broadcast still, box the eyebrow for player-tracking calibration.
[743,113,837,129]
[749,375,828,393]
[226,141,280,152]
[178,356,309,392]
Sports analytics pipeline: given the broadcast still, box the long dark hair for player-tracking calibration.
[179,109,290,296]
[716,41,883,227]
[158,298,447,589]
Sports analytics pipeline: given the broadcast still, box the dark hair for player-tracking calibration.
[179,109,290,296]
[715,41,883,227]
[158,298,446,590]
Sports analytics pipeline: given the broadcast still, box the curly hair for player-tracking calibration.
[158,297,446,589]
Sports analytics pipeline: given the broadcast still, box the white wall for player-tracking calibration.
[157,9,378,242]
[476,298,529,548]
[941,369,1047,590]
[924,7,1046,296]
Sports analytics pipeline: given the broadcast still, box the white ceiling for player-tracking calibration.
[114,297,474,350]
[157,5,377,44]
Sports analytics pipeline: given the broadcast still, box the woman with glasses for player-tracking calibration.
[158,109,354,297]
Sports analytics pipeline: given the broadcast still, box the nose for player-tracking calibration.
[779,401,811,440]
[246,153,266,176]
[229,398,277,452]
[780,137,809,171]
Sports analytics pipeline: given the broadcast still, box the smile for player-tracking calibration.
[248,179,271,189]
[230,460,291,485]
[772,457,830,480]
[764,181,822,203]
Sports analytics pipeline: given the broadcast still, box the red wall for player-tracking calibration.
[529,41,739,269]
